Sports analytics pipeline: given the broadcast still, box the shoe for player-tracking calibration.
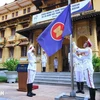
[27,93,33,97]
[76,90,80,93]
[31,92,36,96]
[80,90,84,94]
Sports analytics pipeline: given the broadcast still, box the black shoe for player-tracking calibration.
[31,92,36,96]
[76,90,80,93]
[27,93,33,97]
[80,90,84,94]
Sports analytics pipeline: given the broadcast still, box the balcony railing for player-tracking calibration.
[7,35,16,42]
[20,35,28,40]
[0,37,4,44]
[20,57,28,62]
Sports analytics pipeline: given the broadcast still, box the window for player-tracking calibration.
[27,7,30,13]
[1,30,5,37]
[2,16,4,20]
[0,49,2,58]
[16,11,18,16]
[5,15,7,19]
[9,48,14,58]
[11,28,16,36]
[12,13,14,17]
[21,46,27,57]
[23,9,26,14]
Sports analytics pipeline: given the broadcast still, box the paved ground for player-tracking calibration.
[0,83,100,100]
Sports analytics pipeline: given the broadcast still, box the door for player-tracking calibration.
[62,44,70,72]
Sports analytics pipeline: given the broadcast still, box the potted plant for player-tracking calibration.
[92,54,100,88]
[2,58,19,83]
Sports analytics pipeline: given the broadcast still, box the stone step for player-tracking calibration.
[34,72,76,85]
[35,77,75,81]
[35,75,73,78]
[34,80,73,85]
[35,72,71,76]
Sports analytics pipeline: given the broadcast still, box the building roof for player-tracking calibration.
[0,0,35,15]
[72,10,100,21]
[16,10,100,37]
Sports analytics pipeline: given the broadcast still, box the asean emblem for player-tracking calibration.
[51,22,64,41]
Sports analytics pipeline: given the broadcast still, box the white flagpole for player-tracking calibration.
[68,0,76,97]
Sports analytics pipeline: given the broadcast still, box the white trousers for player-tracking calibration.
[84,69,95,88]
[42,62,46,67]
[54,65,58,69]
[75,71,84,82]
[27,69,36,84]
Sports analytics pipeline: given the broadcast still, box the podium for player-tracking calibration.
[17,64,28,92]
[16,64,39,92]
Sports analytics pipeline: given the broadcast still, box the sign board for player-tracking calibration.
[32,0,92,24]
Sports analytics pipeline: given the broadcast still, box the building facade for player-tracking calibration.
[0,0,100,72]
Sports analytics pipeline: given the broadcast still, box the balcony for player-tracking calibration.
[19,35,28,41]
[5,43,16,48]
[7,35,16,42]
[20,57,28,62]
[0,37,4,44]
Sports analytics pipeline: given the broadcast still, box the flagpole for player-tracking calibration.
[68,0,76,97]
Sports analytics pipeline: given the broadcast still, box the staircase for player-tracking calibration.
[34,72,76,85]
[34,72,100,89]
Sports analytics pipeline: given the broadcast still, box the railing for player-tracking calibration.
[0,37,4,43]
[20,35,28,40]
[20,57,28,61]
[8,35,15,42]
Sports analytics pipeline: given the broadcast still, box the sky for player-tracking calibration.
[0,0,14,7]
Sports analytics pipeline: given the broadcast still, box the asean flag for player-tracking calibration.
[37,4,72,56]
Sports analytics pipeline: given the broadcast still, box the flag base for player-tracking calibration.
[70,90,76,97]
[55,92,89,100]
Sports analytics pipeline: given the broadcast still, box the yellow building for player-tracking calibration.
[0,0,100,72]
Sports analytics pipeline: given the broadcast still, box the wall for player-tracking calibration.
[73,19,99,56]
[93,0,100,11]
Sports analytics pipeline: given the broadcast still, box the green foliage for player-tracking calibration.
[2,58,19,71]
[0,76,7,82]
[92,54,100,72]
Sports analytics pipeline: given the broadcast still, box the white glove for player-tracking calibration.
[73,53,76,57]
[72,42,76,46]
[72,42,78,50]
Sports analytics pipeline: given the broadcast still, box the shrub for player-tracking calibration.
[2,58,19,71]
[0,76,7,82]
[92,54,100,72]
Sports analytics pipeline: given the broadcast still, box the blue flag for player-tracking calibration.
[37,4,72,56]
